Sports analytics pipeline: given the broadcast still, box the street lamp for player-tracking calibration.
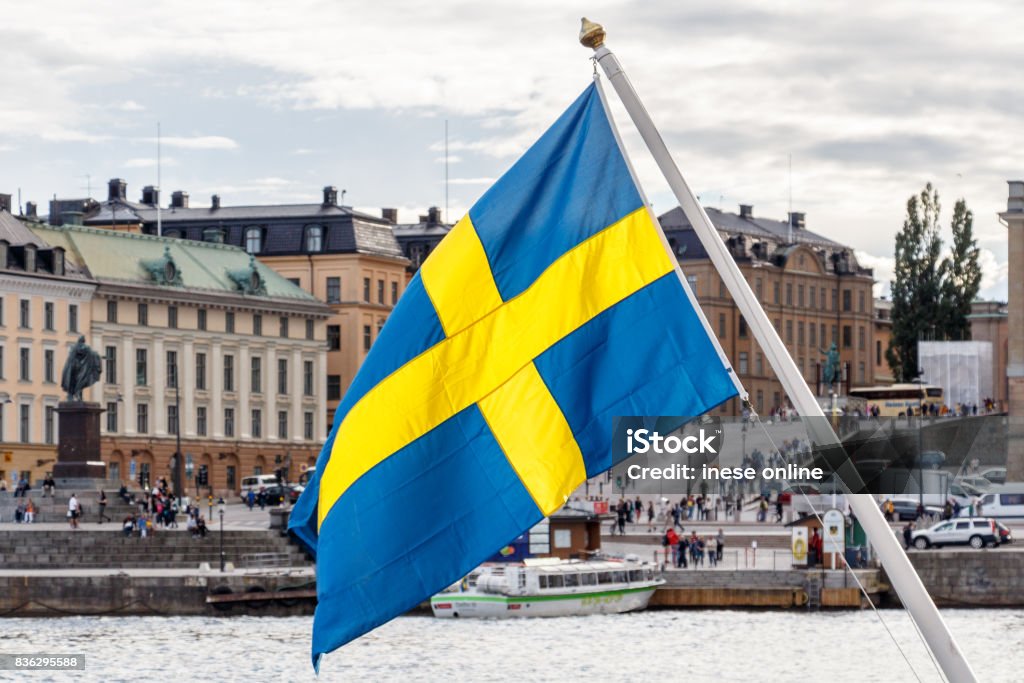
[172,363,183,499]
[915,371,926,513]
[217,497,226,573]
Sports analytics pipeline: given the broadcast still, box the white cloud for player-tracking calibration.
[118,100,145,112]
[148,135,238,150]
[448,177,495,186]
[123,156,178,168]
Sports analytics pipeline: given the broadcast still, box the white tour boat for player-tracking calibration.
[430,557,663,619]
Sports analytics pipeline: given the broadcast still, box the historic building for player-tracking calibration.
[29,222,331,495]
[0,201,96,486]
[393,206,452,274]
[72,180,408,422]
[967,300,1008,410]
[999,180,1024,480]
[660,205,875,416]
[872,297,894,385]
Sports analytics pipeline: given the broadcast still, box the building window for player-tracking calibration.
[20,299,30,328]
[245,227,262,254]
[843,289,852,312]
[326,277,341,304]
[304,411,314,440]
[305,225,323,252]
[105,346,118,384]
[718,279,726,298]
[44,406,55,444]
[68,304,78,332]
[821,324,827,346]
[858,362,866,384]
[831,325,838,345]
[196,353,207,391]
[0,297,4,326]
[305,318,315,340]
[136,403,149,434]
[277,358,288,395]
[843,325,852,348]
[786,283,793,306]
[138,303,148,326]
[327,324,341,351]
[756,390,764,413]
[303,360,314,396]
[832,288,838,312]
[198,308,207,331]
[797,322,805,347]
[19,404,30,443]
[253,314,262,336]
[738,316,748,338]
[251,408,262,438]
[809,323,817,350]
[391,282,398,305]
[686,275,698,294]
[166,350,178,388]
[0,347,4,379]
[718,313,726,338]
[809,287,816,310]
[197,406,207,436]
[168,306,178,329]
[755,278,763,300]
[136,349,148,385]
[327,375,341,401]
[377,279,384,304]
[363,277,371,302]
[106,402,118,433]
[786,320,793,344]
[44,302,54,330]
[363,325,371,351]
[251,356,262,393]
[820,289,826,310]
[858,326,866,351]
[107,300,118,323]
[755,352,764,376]
[19,347,30,381]
[279,316,289,338]
[44,349,55,383]
[859,290,866,313]
[168,404,179,436]
[277,410,288,439]
[798,285,805,308]
[876,340,882,366]
[773,282,780,304]
[738,352,749,374]
[224,354,234,391]
[224,407,235,437]
[377,318,384,336]
[225,311,235,334]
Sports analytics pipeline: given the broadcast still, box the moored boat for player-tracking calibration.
[430,557,663,619]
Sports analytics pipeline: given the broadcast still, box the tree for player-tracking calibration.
[940,199,981,340]
[887,183,944,382]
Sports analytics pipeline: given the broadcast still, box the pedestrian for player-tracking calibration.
[716,528,725,562]
[247,489,255,511]
[647,501,655,532]
[119,482,131,504]
[122,514,135,537]
[24,498,35,523]
[68,493,80,529]
[775,498,784,523]
[0,479,6,494]
[706,536,717,567]
[43,475,55,498]
[809,528,822,566]
[258,487,267,511]
[616,501,626,535]
[98,490,110,524]
[902,521,914,549]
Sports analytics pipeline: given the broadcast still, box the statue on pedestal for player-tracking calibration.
[819,342,840,392]
[61,335,102,402]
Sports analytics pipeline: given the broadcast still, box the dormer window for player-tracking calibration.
[23,244,36,273]
[0,239,8,269]
[52,248,64,276]
[203,227,225,244]
[305,225,323,252]
[245,227,263,254]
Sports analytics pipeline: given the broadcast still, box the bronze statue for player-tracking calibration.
[819,342,840,390]
[61,335,102,402]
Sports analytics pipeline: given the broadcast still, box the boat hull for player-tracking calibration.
[430,584,658,619]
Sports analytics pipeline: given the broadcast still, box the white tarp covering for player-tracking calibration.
[918,341,993,410]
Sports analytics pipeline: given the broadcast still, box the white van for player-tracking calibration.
[239,474,279,500]
[972,485,1024,519]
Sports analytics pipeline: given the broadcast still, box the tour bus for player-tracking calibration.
[847,384,944,417]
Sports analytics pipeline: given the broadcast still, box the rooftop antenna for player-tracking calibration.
[156,122,162,237]
[444,119,449,223]
[787,153,793,243]
[79,174,92,197]
[341,189,347,205]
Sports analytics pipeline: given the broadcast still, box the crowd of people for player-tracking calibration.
[661,528,726,568]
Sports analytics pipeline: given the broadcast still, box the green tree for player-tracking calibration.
[887,183,944,382]
[940,199,982,340]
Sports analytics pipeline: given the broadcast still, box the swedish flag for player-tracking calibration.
[290,82,738,666]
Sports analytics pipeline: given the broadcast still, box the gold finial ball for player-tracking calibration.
[579,17,605,49]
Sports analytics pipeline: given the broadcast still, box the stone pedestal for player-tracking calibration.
[53,401,107,481]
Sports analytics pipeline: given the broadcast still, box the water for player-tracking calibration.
[1,611,1021,682]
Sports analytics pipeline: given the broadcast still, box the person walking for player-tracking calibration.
[247,489,255,511]
[68,493,80,529]
[646,501,655,532]
[902,521,915,549]
[716,528,725,562]
[98,490,111,524]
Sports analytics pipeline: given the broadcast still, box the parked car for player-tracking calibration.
[883,498,942,521]
[962,487,1024,519]
[261,484,302,506]
[955,475,994,493]
[995,521,1013,545]
[911,518,1001,549]
[977,467,1006,486]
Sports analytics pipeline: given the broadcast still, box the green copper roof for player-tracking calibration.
[29,223,317,301]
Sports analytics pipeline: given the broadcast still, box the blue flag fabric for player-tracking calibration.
[290,82,738,668]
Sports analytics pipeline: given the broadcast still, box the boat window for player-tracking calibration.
[539,576,548,589]
[564,574,579,587]
[581,573,597,586]
[597,572,613,584]
[628,570,643,582]
[645,569,654,581]
[613,571,627,583]
[548,575,564,588]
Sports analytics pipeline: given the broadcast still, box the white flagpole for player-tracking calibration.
[579,19,976,683]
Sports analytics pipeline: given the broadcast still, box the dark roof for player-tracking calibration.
[659,206,843,249]
[0,210,48,247]
[132,203,387,224]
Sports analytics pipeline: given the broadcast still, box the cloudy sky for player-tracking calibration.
[1,1,1019,299]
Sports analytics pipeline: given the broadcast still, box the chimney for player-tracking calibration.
[427,206,441,224]
[1008,180,1024,213]
[170,191,189,209]
[739,204,754,220]
[140,185,159,206]
[211,195,221,210]
[788,211,806,229]
[323,186,338,207]
[108,178,127,201]
[25,201,37,218]
[0,193,10,213]
[381,208,398,223]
